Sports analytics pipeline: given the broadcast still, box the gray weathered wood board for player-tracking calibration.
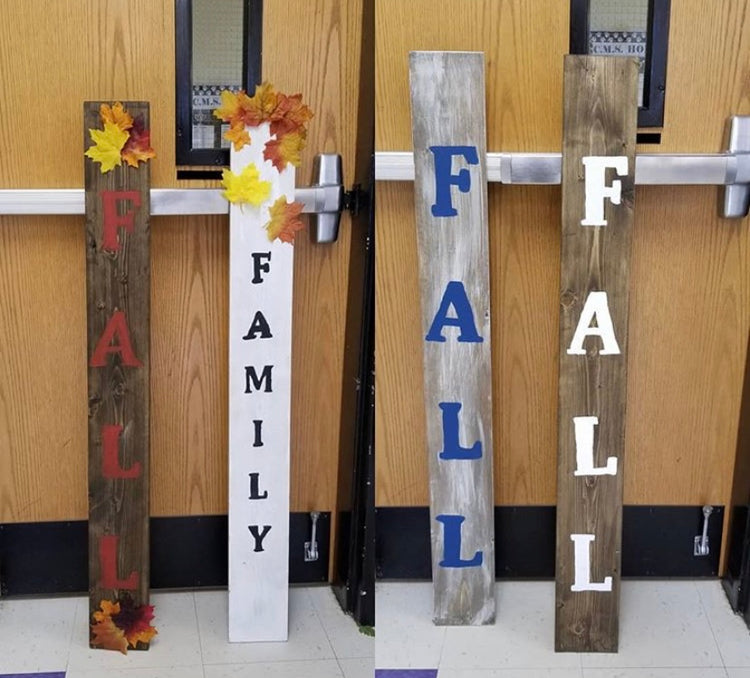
[410,51,495,625]
[85,102,150,648]
[555,56,638,652]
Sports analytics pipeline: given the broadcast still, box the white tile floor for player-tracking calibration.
[0,585,374,678]
[376,580,750,678]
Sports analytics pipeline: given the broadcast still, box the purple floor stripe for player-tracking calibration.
[0,673,65,678]
[375,671,438,678]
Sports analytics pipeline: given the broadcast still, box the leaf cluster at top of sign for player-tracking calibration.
[84,102,156,174]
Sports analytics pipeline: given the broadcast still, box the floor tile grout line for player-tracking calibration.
[191,591,207,678]
[696,580,731,671]
[306,586,341,663]
[66,596,82,674]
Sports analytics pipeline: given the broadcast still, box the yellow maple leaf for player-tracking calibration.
[264,196,305,244]
[85,122,128,173]
[100,102,133,131]
[221,163,272,206]
[213,89,242,122]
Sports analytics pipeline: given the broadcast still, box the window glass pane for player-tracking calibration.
[589,0,649,106]
[191,0,244,150]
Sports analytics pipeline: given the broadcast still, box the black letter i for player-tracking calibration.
[253,420,263,447]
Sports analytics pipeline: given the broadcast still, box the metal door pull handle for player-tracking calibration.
[694,505,713,557]
[304,511,321,562]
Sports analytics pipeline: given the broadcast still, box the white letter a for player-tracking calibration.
[567,291,620,356]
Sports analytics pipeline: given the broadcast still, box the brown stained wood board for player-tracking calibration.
[84,102,150,649]
[555,57,638,652]
[410,51,495,625]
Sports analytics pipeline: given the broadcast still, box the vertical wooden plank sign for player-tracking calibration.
[555,57,638,652]
[84,102,152,649]
[227,124,295,642]
[410,51,495,625]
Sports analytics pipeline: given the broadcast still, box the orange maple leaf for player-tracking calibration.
[239,82,279,127]
[263,130,306,171]
[121,115,156,168]
[224,122,251,151]
[264,196,305,244]
[270,93,313,138]
[91,600,128,654]
[100,102,133,132]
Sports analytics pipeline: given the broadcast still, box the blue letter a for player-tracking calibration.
[429,145,479,217]
[436,514,483,568]
[438,402,482,460]
[425,281,483,343]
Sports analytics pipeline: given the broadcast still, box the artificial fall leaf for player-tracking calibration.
[239,82,279,127]
[100,102,133,132]
[121,115,156,168]
[264,196,305,244]
[91,600,128,654]
[84,121,129,173]
[270,93,313,138]
[263,130,306,171]
[224,122,251,151]
[91,616,129,654]
[221,163,272,206]
[90,596,157,653]
[112,593,157,648]
[213,89,242,123]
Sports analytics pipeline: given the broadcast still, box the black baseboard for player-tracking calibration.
[376,505,723,579]
[0,513,330,596]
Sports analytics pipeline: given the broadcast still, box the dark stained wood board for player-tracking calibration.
[555,57,638,652]
[84,101,150,649]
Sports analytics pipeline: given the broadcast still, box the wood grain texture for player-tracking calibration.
[410,52,495,625]
[0,0,363,549]
[376,0,567,153]
[555,57,638,653]
[376,1,750,581]
[375,0,568,508]
[85,101,150,646]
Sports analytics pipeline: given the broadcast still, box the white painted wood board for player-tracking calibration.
[227,123,294,642]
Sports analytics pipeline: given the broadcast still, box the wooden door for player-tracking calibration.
[376,0,750,576]
[0,0,365,583]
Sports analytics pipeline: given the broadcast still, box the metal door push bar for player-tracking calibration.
[0,154,345,243]
[375,116,750,219]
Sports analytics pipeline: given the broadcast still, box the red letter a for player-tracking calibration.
[99,535,138,590]
[89,311,143,367]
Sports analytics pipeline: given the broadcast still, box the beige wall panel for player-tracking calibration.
[0,217,88,521]
[0,0,362,523]
[625,187,750,506]
[653,0,750,153]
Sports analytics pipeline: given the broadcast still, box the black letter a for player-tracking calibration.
[242,311,272,340]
